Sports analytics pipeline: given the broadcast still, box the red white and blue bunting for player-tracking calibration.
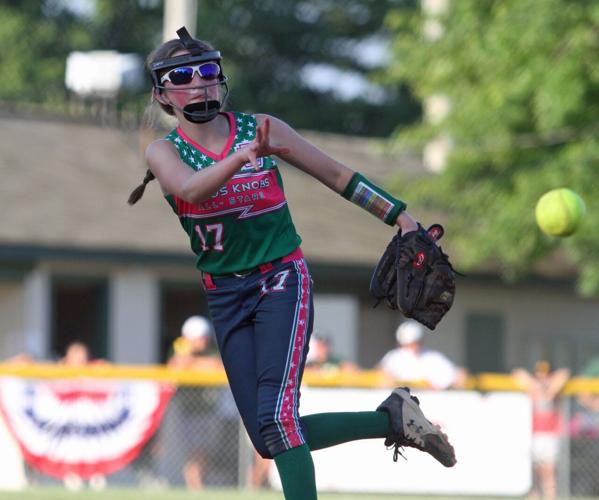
[0,377,174,479]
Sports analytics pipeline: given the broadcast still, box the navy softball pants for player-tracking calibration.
[204,249,314,458]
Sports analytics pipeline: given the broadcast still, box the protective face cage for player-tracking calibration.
[151,27,229,123]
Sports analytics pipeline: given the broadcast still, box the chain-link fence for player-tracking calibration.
[107,385,248,490]
[4,370,599,497]
[12,383,257,491]
[557,396,599,498]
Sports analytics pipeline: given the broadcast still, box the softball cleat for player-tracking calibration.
[377,387,457,467]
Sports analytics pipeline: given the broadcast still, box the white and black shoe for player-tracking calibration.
[377,387,456,467]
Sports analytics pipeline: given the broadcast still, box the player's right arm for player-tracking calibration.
[146,119,288,204]
[145,139,248,204]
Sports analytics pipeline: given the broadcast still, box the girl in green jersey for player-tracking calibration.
[130,27,455,500]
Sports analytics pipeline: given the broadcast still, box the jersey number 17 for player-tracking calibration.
[194,223,224,252]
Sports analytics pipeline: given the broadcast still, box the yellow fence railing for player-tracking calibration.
[1,362,599,394]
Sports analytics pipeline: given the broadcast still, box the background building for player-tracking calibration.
[1,111,596,373]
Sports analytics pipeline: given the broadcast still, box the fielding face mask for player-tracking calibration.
[151,27,229,123]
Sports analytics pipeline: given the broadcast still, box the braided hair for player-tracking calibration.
[128,35,215,205]
[127,169,156,205]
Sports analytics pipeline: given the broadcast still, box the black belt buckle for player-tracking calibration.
[233,268,255,278]
[231,255,285,279]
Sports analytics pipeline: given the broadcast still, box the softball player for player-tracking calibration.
[129,27,455,499]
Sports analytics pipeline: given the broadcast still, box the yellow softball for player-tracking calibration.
[535,188,586,237]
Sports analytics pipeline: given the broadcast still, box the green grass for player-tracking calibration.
[0,487,529,500]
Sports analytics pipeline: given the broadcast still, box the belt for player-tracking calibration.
[215,262,273,279]
[202,248,303,290]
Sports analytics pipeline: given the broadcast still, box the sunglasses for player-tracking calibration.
[160,62,221,85]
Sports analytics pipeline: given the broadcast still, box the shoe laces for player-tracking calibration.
[385,390,427,462]
[391,444,407,463]
[387,423,426,462]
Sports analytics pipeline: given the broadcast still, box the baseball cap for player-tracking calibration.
[395,320,424,345]
[181,316,211,339]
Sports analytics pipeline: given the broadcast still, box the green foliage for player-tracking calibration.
[181,0,421,136]
[384,0,599,294]
[0,3,92,101]
[0,1,162,115]
[0,0,420,136]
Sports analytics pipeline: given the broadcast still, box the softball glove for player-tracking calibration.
[370,224,456,330]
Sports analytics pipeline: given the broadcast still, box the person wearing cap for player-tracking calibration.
[378,320,460,390]
[169,315,222,371]
[305,333,359,374]
[168,316,235,490]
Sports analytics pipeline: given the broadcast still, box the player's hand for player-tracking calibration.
[397,211,418,235]
[243,118,290,171]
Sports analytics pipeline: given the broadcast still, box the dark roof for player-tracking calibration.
[1,112,421,266]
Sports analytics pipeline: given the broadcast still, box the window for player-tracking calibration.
[159,282,209,362]
[466,312,505,374]
[51,277,108,360]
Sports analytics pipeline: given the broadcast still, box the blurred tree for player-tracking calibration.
[196,0,420,136]
[0,0,420,137]
[0,1,93,102]
[0,0,161,104]
[91,0,162,53]
[383,0,599,294]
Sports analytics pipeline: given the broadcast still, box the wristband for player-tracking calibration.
[341,172,407,225]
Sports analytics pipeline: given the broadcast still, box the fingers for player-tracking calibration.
[256,119,270,147]
[247,149,259,171]
[250,118,288,164]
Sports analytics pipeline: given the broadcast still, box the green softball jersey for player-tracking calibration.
[164,111,302,275]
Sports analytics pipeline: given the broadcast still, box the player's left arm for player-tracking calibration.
[256,113,353,192]
[257,114,417,232]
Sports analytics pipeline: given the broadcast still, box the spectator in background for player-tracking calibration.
[60,341,90,366]
[305,334,359,375]
[168,316,223,371]
[378,320,465,390]
[513,361,569,500]
[5,342,96,367]
[168,315,236,490]
[59,341,109,367]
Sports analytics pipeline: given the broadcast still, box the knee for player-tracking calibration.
[255,444,272,459]
[246,430,272,459]
[258,414,306,458]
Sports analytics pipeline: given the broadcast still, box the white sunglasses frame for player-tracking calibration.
[159,62,221,85]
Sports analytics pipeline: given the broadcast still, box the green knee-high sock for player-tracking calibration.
[302,411,389,450]
[274,444,317,500]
